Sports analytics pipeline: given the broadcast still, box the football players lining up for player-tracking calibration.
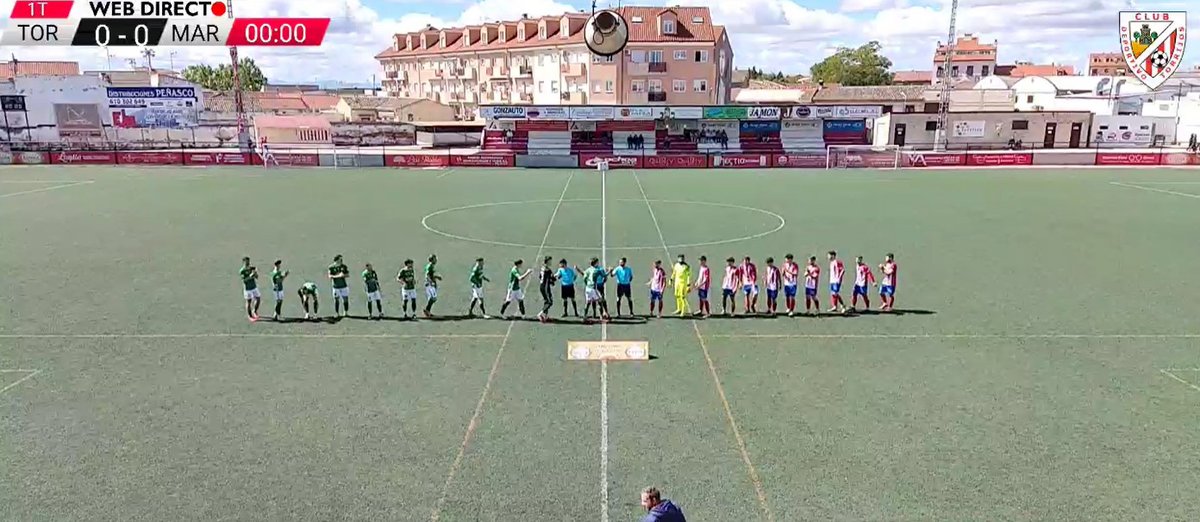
[237,252,899,322]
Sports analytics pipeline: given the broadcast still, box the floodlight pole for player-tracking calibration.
[933,0,959,152]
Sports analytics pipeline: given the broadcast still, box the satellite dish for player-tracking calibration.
[585,9,629,57]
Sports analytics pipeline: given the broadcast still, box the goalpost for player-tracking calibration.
[825,144,903,169]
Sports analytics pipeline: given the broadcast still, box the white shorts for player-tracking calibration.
[367,291,381,302]
[403,289,417,300]
[332,287,350,299]
[243,288,261,300]
[273,290,285,300]
[585,288,600,302]
[471,286,485,300]
[506,289,524,302]
[426,286,438,300]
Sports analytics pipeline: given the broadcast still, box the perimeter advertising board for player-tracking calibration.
[107,87,199,128]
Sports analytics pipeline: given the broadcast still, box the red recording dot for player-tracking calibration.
[211,1,226,16]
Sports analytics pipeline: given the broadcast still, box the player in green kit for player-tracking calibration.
[423,254,442,318]
[270,259,289,321]
[238,257,261,322]
[468,257,491,319]
[297,281,319,320]
[363,263,384,319]
[396,259,418,319]
[499,259,533,319]
[328,254,351,317]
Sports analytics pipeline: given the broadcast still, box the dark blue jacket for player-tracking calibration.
[642,500,686,522]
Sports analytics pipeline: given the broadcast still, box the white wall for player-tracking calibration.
[0,76,113,142]
[531,50,563,105]
[1144,94,1200,144]
[1092,115,1177,146]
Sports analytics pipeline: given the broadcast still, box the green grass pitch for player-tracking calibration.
[2,165,1200,520]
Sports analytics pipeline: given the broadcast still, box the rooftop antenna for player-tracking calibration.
[933,0,959,152]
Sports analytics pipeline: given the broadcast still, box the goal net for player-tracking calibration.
[826,145,902,169]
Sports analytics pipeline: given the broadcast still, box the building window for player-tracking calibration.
[951,65,959,76]
[1026,95,1034,103]
[593,54,614,63]
[629,50,646,63]
[966,65,974,77]
[925,120,938,131]
[631,16,643,23]
[695,50,709,63]
[605,80,614,93]
[518,27,525,39]
[663,19,675,34]
[693,79,707,92]
[649,50,664,63]
[538,81,545,92]
[672,80,685,92]
[674,50,687,60]
[539,55,545,66]
[594,81,602,93]
[649,79,662,92]
[692,16,703,23]
[551,80,558,92]
[1012,120,1029,130]
[632,80,645,92]
[982,65,990,76]
[539,26,546,39]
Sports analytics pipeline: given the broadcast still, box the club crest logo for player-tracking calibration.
[1120,11,1187,89]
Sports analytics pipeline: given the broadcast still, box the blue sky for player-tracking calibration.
[1,0,1196,83]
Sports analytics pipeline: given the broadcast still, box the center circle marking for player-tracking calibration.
[421,198,786,251]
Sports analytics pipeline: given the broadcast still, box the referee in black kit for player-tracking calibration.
[537,256,556,322]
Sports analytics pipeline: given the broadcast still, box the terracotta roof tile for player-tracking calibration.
[301,94,341,111]
[1009,63,1076,77]
[2,60,80,78]
[892,70,932,84]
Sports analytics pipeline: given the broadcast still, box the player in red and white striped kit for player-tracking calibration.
[782,254,800,317]
[721,257,742,316]
[852,256,876,311]
[804,256,821,314]
[879,253,898,311]
[740,256,759,314]
[647,260,667,318]
[764,257,782,316]
[694,256,712,317]
[827,251,847,314]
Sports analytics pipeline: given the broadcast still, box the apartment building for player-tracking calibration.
[375,6,734,118]
[1088,52,1129,76]
[933,34,998,82]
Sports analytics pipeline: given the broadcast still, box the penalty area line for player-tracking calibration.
[1159,369,1200,393]
[0,333,506,339]
[0,369,42,395]
[0,180,94,199]
[708,333,1200,339]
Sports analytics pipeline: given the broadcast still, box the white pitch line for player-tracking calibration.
[0,369,42,395]
[0,333,505,339]
[1163,368,1200,372]
[0,180,94,199]
[1160,369,1200,393]
[1109,181,1200,200]
[709,333,1200,339]
[0,180,93,183]
[599,357,610,522]
[431,170,575,522]
[632,169,775,522]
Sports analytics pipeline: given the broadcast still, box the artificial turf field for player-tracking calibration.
[2,164,1200,521]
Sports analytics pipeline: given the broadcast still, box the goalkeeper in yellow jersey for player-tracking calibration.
[670,254,692,317]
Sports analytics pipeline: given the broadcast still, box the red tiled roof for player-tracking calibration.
[257,97,308,111]
[2,60,79,79]
[300,94,341,111]
[892,70,932,84]
[1009,63,1076,78]
[376,7,723,59]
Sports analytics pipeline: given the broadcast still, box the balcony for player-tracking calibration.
[648,61,668,73]
[560,91,587,104]
[627,62,648,75]
[512,65,533,77]
[485,66,509,80]
[517,92,533,102]
[648,91,667,102]
[385,70,398,79]
[560,63,585,77]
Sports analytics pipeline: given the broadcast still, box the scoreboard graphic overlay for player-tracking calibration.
[2,0,329,46]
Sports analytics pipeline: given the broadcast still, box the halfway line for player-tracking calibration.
[430,170,576,522]
[633,169,775,521]
[709,333,1200,339]
[0,333,505,339]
